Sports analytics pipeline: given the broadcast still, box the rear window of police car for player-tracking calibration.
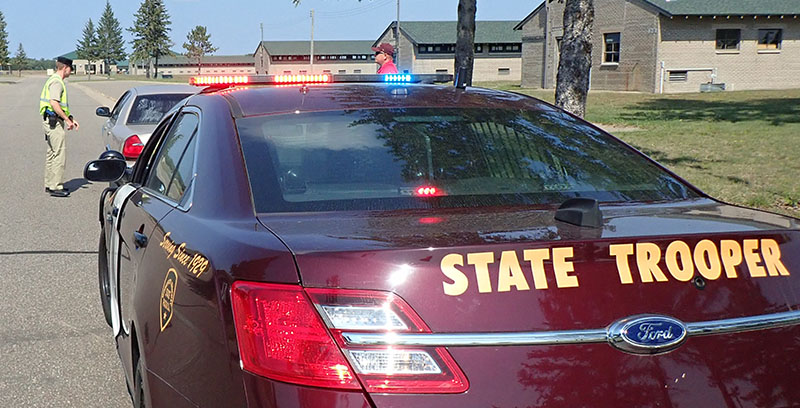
[237,107,699,212]
[127,94,193,125]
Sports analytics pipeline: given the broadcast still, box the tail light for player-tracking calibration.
[231,283,360,389]
[231,282,469,394]
[122,135,144,159]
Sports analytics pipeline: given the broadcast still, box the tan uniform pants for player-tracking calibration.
[43,119,66,190]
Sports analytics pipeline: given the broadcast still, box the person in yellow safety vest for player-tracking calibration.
[40,56,79,197]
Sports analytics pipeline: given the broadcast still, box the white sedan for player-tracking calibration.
[96,85,198,166]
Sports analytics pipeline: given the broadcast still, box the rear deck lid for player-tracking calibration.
[259,201,800,406]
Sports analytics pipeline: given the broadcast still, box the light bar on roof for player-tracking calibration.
[189,73,454,87]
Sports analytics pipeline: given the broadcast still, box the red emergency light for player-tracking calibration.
[190,75,250,86]
[274,74,331,84]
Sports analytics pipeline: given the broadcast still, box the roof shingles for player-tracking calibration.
[259,40,376,55]
[398,21,521,44]
[643,0,800,16]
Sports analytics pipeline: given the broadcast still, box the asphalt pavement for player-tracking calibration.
[0,74,180,408]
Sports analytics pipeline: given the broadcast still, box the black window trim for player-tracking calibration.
[138,107,201,211]
[603,33,621,64]
[757,28,783,50]
[715,28,741,50]
[109,90,133,126]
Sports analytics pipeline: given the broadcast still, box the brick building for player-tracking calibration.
[516,0,800,93]
[129,55,256,76]
[374,21,522,81]
[254,41,376,75]
[58,51,116,75]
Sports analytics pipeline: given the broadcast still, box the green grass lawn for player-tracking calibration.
[480,83,800,218]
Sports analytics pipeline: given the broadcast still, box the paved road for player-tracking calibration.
[0,75,180,408]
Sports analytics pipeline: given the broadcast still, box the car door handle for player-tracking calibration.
[134,231,148,249]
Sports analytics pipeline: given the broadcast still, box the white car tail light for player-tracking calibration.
[319,305,408,330]
[347,349,442,374]
[231,283,468,394]
[306,287,469,394]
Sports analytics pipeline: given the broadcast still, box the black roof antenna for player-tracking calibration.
[555,198,603,228]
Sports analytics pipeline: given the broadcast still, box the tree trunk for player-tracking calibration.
[454,0,476,87]
[554,0,594,118]
[154,53,159,78]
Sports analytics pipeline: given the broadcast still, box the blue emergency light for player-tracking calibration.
[384,74,413,83]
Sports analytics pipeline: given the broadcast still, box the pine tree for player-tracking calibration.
[76,19,101,78]
[13,43,26,76]
[0,11,9,74]
[97,0,126,76]
[183,26,217,75]
[128,0,173,78]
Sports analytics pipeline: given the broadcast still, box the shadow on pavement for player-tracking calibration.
[64,178,91,192]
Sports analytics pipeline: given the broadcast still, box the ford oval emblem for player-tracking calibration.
[608,315,687,355]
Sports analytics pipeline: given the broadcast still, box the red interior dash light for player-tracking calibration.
[415,186,444,197]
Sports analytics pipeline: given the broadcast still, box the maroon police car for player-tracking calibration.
[84,74,800,407]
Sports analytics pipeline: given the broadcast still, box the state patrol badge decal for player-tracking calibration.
[160,268,178,332]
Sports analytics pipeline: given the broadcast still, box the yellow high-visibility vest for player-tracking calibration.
[39,74,70,116]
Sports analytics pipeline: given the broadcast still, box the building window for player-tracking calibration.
[436,69,449,74]
[498,67,511,75]
[668,71,687,82]
[474,44,483,53]
[338,70,346,74]
[283,70,292,75]
[604,33,620,63]
[323,69,331,74]
[299,70,307,74]
[715,29,740,50]
[353,69,362,74]
[758,29,782,49]
[488,43,521,53]
[419,43,455,54]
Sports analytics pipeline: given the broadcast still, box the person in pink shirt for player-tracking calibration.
[372,43,399,74]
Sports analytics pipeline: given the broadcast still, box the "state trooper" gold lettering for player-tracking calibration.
[439,238,790,296]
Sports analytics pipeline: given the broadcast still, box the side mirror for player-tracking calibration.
[96,107,111,117]
[84,157,126,182]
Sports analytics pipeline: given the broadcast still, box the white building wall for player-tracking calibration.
[659,16,800,93]
[413,56,522,81]
[267,62,376,75]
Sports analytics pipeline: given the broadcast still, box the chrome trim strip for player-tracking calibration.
[343,329,608,347]
[341,310,800,347]
[686,310,800,337]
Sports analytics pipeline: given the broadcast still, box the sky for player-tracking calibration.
[1,0,542,60]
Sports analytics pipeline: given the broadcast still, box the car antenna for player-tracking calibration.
[554,197,603,228]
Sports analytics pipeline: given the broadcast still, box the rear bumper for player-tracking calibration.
[242,372,373,408]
